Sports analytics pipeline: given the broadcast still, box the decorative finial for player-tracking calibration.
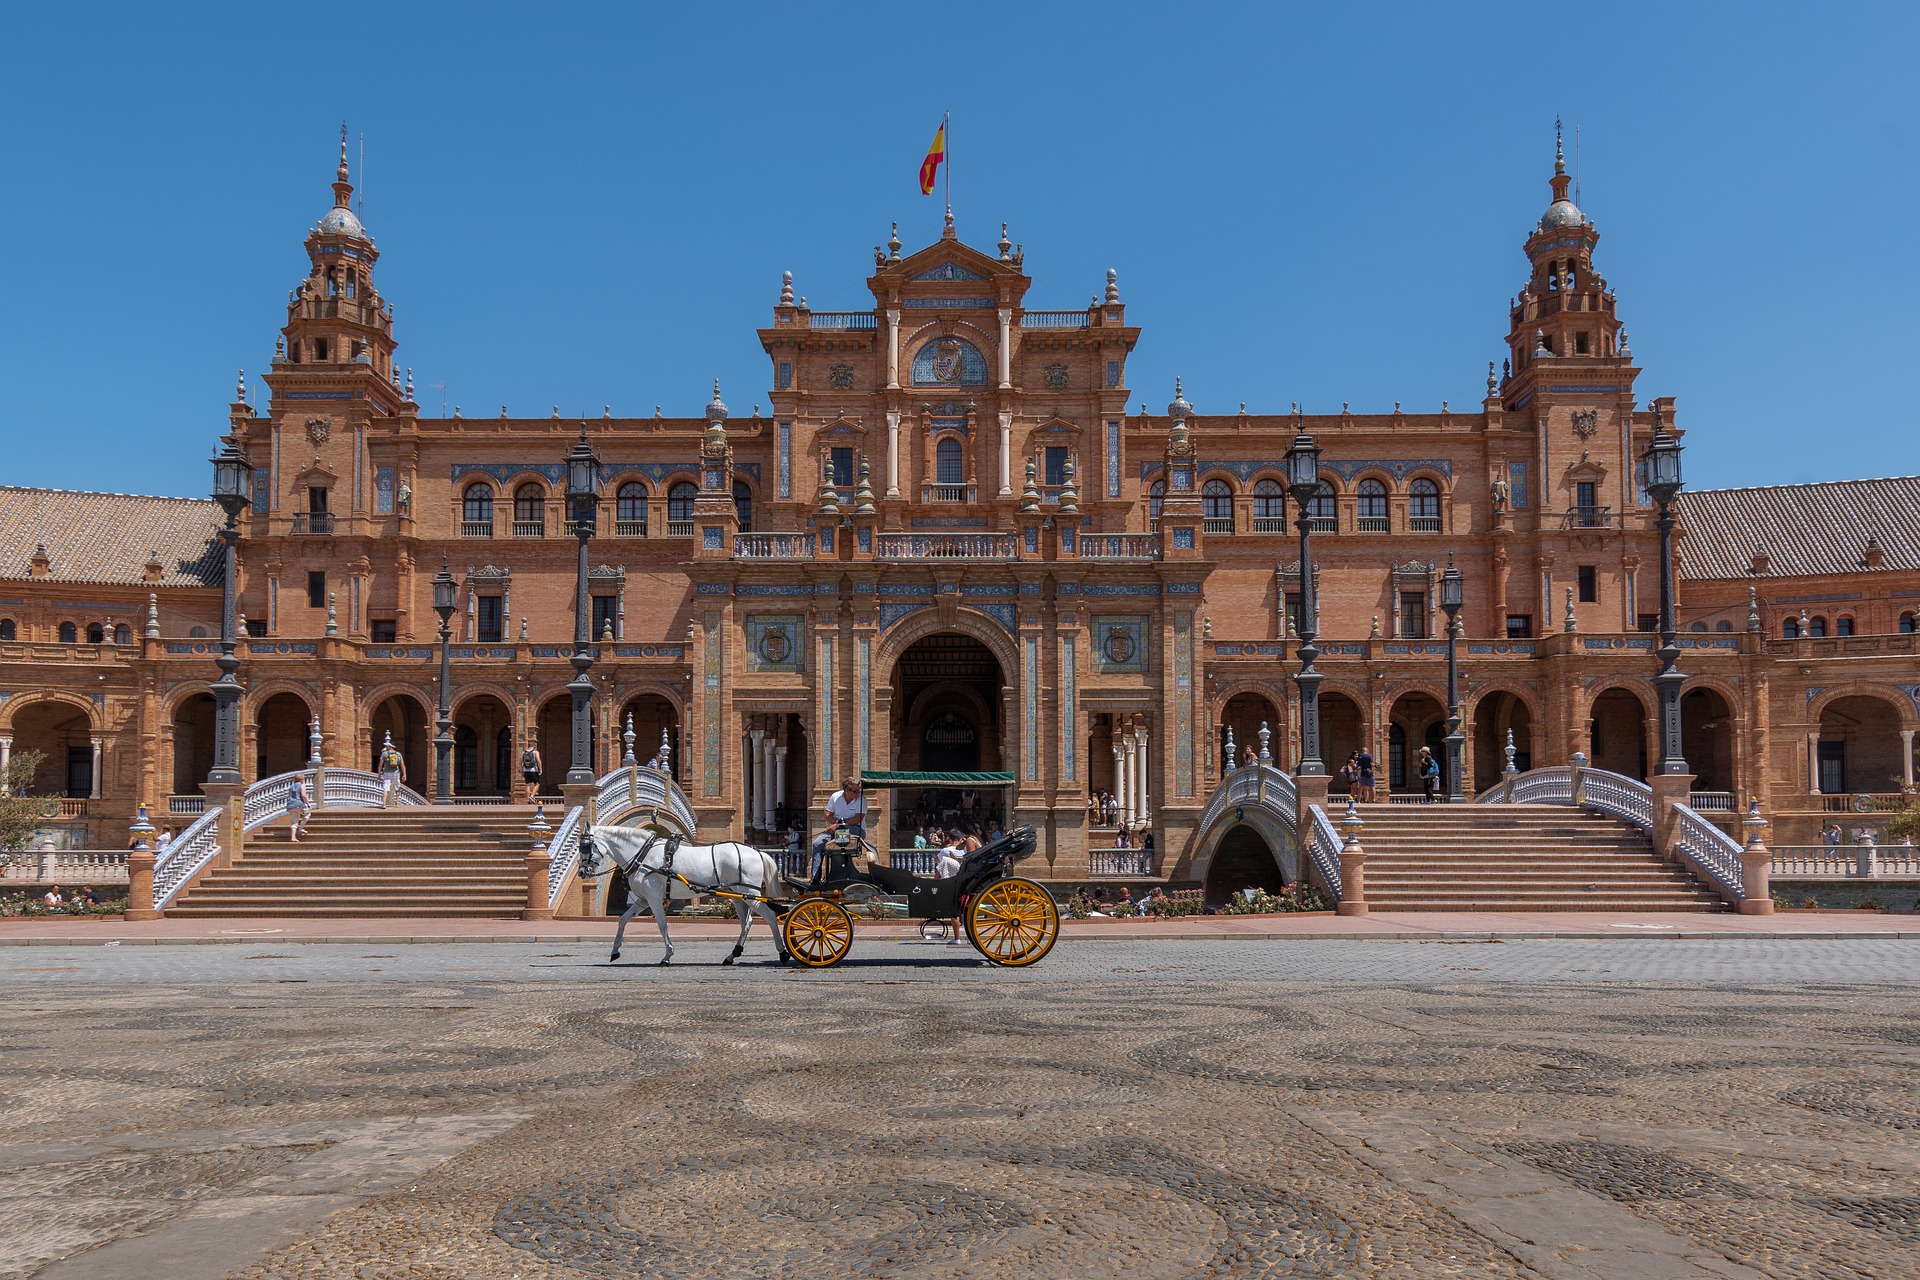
[1487,361,1497,394]
[1618,330,1632,359]
[1224,724,1237,768]
[1554,115,1566,176]
[623,713,637,766]
[601,617,615,643]
[309,714,324,766]
[706,378,729,424]
[854,456,877,514]
[779,270,794,305]
[404,368,414,400]
[942,205,955,238]
[275,335,285,359]
[998,222,1011,260]
[518,617,528,641]
[235,369,246,401]
[145,593,160,639]
[604,404,612,418]
[1370,614,1381,638]
[1167,377,1193,420]
[325,593,338,637]
[1105,268,1119,304]
[888,221,902,259]
[337,122,351,183]
[1503,728,1518,777]
[1258,721,1272,762]
[1564,586,1577,632]
[1747,584,1761,632]
[1019,458,1040,512]
[1057,456,1079,514]
[1534,329,1550,356]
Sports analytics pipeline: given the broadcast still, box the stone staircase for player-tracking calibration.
[167,807,538,918]
[1355,805,1728,912]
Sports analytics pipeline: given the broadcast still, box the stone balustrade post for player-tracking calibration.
[1738,802,1773,915]
[1335,797,1367,916]
[1569,750,1588,806]
[1855,828,1879,878]
[524,802,555,921]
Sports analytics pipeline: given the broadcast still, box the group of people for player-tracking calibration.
[36,885,100,910]
[903,787,992,837]
[1086,791,1121,826]
[1339,746,1445,802]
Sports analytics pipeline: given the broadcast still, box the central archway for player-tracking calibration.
[1202,825,1289,908]
[889,629,1007,840]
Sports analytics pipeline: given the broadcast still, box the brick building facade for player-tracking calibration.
[2,137,1915,885]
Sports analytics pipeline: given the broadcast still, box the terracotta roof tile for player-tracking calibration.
[0,487,224,588]
[1674,476,1920,581]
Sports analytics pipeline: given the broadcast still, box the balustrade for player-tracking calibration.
[807,312,878,330]
[665,521,694,538]
[1022,311,1092,329]
[1088,850,1155,877]
[1251,516,1288,534]
[460,520,494,538]
[512,520,546,539]
[929,484,968,503]
[290,512,335,534]
[614,520,648,538]
[875,532,1017,560]
[1077,533,1162,561]
[734,533,811,560]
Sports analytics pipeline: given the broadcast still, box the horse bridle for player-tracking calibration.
[581,830,664,880]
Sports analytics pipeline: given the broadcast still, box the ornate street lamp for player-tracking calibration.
[565,426,602,786]
[431,556,458,802]
[1643,410,1688,776]
[207,436,253,787]
[1439,553,1466,803]
[1285,429,1326,777]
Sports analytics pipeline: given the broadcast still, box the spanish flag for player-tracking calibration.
[919,120,946,195]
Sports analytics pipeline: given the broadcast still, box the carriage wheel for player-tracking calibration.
[783,898,854,968]
[965,878,1060,967]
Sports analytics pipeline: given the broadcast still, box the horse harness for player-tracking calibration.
[620,830,776,906]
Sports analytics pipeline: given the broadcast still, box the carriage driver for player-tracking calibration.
[808,777,867,887]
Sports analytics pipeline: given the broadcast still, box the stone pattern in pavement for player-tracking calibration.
[0,940,1914,1278]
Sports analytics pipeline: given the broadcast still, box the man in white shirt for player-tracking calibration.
[808,778,867,886]
[935,842,963,879]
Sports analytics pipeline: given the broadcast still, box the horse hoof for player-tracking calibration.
[659,957,672,967]
[721,955,735,966]
[609,952,620,962]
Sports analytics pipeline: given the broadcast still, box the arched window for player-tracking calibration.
[935,436,964,486]
[512,482,545,537]
[462,483,494,534]
[1307,481,1336,531]
[1902,612,1917,634]
[615,482,648,536]
[1253,479,1285,530]
[58,622,77,644]
[1835,615,1854,637]
[1357,478,1388,531]
[0,619,13,641]
[1148,480,1166,529]
[667,482,697,528]
[1688,622,1708,633]
[1783,618,1800,639]
[1808,616,1828,637]
[86,622,105,644]
[189,625,208,638]
[733,480,753,532]
[1409,478,1442,531]
[1202,479,1233,525]
[1714,620,1734,632]
[113,624,131,645]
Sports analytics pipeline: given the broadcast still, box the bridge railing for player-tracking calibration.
[545,805,587,910]
[1474,763,1652,832]
[1304,805,1343,900]
[152,809,223,908]
[1670,803,1744,899]
[1195,764,1297,839]
[593,765,698,833]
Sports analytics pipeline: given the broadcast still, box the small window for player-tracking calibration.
[513,483,545,526]
[829,447,854,489]
[733,480,753,532]
[1715,620,1733,632]
[1902,612,1917,634]
[1575,331,1590,355]
[1284,592,1305,635]
[308,486,329,515]
[1638,614,1660,632]
[58,621,78,643]
[245,618,267,637]
[1044,446,1069,487]
[1148,480,1166,526]
[307,571,326,608]
[616,482,649,525]
[935,437,964,485]
[591,595,618,640]
[1688,622,1708,633]
[113,624,131,645]
[86,622,105,644]
[1252,479,1285,521]
[1408,478,1440,530]
[1808,615,1828,637]
[188,625,208,638]
[667,482,697,523]
[370,619,397,643]
[1577,565,1598,603]
[476,595,504,644]
[0,619,13,641]
[1784,618,1800,639]
[1202,479,1233,520]
[1400,592,1428,639]
[1357,479,1387,531]
[313,338,329,362]
[1505,614,1533,639]
[1835,615,1854,637]
[462,483,494,526]
[1540,333,1554,354]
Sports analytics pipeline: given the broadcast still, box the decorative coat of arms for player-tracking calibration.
[304,416,330,445]
[1044,363,1069,389]
[931,338,965,385]
[828,363,855,390]
[1571,409,1599,439]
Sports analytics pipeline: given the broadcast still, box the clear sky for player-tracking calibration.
[2,2,1913,500]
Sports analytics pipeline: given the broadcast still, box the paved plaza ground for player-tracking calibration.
[2,935,1917,1279]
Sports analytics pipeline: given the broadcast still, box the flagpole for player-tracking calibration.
[945,110,952,225]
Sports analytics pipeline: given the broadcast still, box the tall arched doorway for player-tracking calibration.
[1319,693,1364,789]
[1220,691,1281,771]
[1817,695,1908,794]
[1589,688,1648,780]
[171,694,215,797]
[368,695,430,791]
[254,692,313,781]
[1201,825,1291,908]
[1680,688,1736,794]
[891,631,1005,838]
[9,701,92,797]
[536,695,591,795]
[1387,692,1446,792]
[453,694,514,797]
[1471,692,1533,793]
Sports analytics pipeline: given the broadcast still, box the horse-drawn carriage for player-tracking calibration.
[581,819,1060,969]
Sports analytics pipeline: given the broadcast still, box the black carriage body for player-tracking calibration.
[822,824,1038,919]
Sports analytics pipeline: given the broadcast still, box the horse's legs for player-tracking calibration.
[609,885,641,962]
[643,875,674,965]
[748,898,790,965]
[723,899,752,965]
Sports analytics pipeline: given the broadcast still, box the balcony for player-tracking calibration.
[735,533,811,560]
[1202,517,1233,535]
[1023,310,1092,329]
[875,533,1017,560]
[1078,533,1162,561]
[665,520,694,538]
[929,484,969,503]
[1251,516,1288,534]
[1358,516,1388,533]
[615,520,648,538]
[291,512,335,534]
[1308,517,1336,534]
[512,520,546,539]
[807,311,878,331]
[1410,515,1442,533]
[460,520,494,538]
[1562,506,1615,530]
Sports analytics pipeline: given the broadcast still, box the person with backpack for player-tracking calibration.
[1418,747,1441,803]
[378,740,406,806]
[520,744,543,795]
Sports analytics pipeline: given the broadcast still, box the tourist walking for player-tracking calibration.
[1356,747,1377,803]
[1342,751,1361,796]
[520,745,543,794]
[1418,747,1441,802]
[284,774,311,841]
[378,740,406,806]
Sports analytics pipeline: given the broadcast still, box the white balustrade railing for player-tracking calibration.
[887,848,940,876]
[1669,804,1743,899]
[734,532,811,560]
[320,769,428,811]
[544,806,586,909]
[1476,766,1573,806]
[1077,533,1162,561]
[1,850,130,884]
[1195,764,1298,840]
[772,848,809,879]
[1305,805,1344,900]
[1088,850,1156,878]
[594,764,698,834]
[1580,771,1654,832]
[152,808,223,908]
[1770,843,1920,878]
[875,532,1017,560]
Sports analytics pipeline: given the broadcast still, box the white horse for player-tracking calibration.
[582,824,789,967]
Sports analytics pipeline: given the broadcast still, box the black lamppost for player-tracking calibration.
[1285,429,1326,777]
[1440,553,1466,803]
[1644,410,1688,776]
[565,427,601,786]
[207,437,253,787]
[431,557,458,803]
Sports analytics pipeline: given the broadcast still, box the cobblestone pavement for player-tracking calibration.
[2,941,1916,1278]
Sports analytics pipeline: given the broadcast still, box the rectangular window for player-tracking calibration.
[1284,592,1304,636]
[1637,614,1660,632]
[1578,565,1598,603]
[370,619,397,643]
[1634,459,1651,507]
[307,571,326,608]
[308,486,329,514]
[1505,614,1533,639]
[313,338,329,362]
[1508,461,1528,509]
[591,595,618,641]
[1575,481,1597,511]
[244,617,267,638]
[477,595,503,644]
[1044,446,1068,487]
[1400,592,1428,639]
[830,447,854,488]
[1575,331,1590,355]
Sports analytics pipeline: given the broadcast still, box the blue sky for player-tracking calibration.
[2,2,1913,499]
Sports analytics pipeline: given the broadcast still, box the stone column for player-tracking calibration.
[749,725,765,833]
[997,308,1012,389]
[1116,735,1132,824]
[1111,743,1124,825]
[886,309,901,389]
[763,733,778,831]
[1901,729,1915,787]
[90,740,103,801]
[0,735,10,795]
[775,742,788,827]
[1807,730,1820,793]
[998,412,1014,496]
[1135,725,1151,821]
[886,411,901,498]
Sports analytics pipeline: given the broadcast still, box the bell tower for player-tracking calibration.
[1503,119,1628,383]
[277,127,399,391]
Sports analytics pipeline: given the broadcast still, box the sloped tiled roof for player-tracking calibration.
[1675,476,1920,581]
[0,487,224,587]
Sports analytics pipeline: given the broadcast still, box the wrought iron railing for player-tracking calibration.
[1077,533,1162,561]
[1305,805,1343,900]
[875,533,1017,560]
[1669,803,1743,899]
[1562,506,1615,529]
[291,512,336,534]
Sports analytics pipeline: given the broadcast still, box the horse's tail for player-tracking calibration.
[758,849,781,897]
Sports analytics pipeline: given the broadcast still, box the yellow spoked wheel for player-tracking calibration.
[782,898,854,968]
[965,877,1060,967]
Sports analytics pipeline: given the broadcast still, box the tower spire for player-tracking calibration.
[332,123,354,211]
